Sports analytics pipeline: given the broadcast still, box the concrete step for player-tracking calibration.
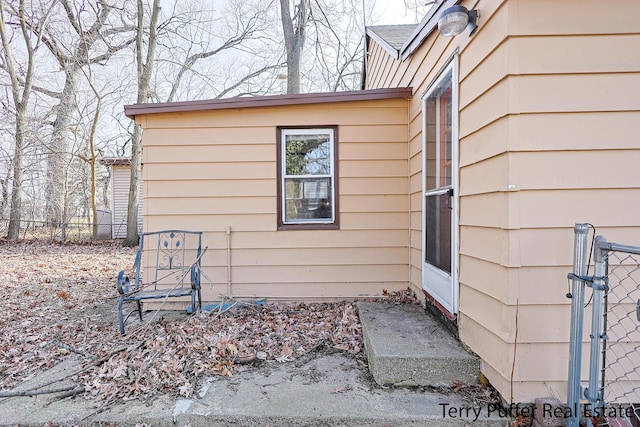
[358,301,479,387]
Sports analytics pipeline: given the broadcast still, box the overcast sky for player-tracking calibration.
[369,0,434,25]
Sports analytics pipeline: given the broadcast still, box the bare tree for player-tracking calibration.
[27,0,134,228]
[124,0,160,246]
[153,0,283,102]
[0,0,54,238]
[403,0,435,23]
[279,0,309,94]
[75,64,104,239]
[307,0,366,92]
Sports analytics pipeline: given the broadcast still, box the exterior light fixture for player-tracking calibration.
[437,5,478,37]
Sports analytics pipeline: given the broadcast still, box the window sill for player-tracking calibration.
[277,223,340,231]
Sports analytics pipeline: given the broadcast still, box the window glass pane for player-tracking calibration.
[284,178,332,222]
[425,71,453,191]
[285,134,331,176]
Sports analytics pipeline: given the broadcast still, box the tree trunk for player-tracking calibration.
[125,0,161,246]
[279,0,308,95]
[124,124,142,246]
[46,68,77,227]
[7,114,25,239]
[0,0,36,240]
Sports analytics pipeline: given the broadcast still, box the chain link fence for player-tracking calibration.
[0,213,115,242]
[599,249,640,427]
[568,224,640,427]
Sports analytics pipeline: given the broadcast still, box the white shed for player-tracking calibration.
[99,158,143,239]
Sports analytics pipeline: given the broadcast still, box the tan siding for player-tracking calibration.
[341,177,408,195]
[145,196,274,216]
[459,116,509,166]
[340,195,409,213]
[510,73,640,113]
[341,212,409,230]
[228,229,408,249]
[510,34,640,75]
[460,313,573,402]
[366,43,386,88]
[507,0,640,36]
[512,189,640,229]
[229,265,408,284]
[144,144,273,163]
[459,193,508,229]
[511,150,640,190]
[511,111,640,152]
[140,97,410,302]
[142,127,274,145]
[145,214,274,233]
[340,159,407,178]
[459,153,508,195]
[375,52,393,90]
[142,102,408,129]
[339,125,408,144]
[366,41,400,90]
[145,179,276,198]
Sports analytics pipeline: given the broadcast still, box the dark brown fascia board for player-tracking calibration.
[400,0,458,61]
[365,28,400,60]
[98,157,131,166]
[124,87,413,119]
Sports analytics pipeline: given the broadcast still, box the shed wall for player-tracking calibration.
[111,165,143,239]
[138,98,410,301]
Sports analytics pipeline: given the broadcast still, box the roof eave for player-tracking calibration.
[400,0,458,61]
[365,28,400,60]
[124,87,413,119]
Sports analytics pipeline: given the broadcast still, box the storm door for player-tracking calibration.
[422,59,458,316]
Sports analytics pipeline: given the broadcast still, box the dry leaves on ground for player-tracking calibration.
[0,240,416,405]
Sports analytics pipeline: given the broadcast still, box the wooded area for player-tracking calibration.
[0,0,428,242]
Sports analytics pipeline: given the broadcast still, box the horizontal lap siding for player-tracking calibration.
[367,0,640,402]
[459,0,640,402]
[140,98,410,300]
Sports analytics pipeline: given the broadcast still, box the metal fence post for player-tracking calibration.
[585,236,607,409]
[567,223,590,427]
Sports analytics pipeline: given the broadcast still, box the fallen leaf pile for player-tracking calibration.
[79,301,363,401]
[0,240,415,404]
[0,241,136,392]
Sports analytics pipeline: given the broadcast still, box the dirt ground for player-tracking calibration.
[0,240,381,405]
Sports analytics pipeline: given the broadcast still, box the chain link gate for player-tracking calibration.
[567,223,640,427]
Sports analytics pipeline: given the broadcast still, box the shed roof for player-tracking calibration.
[124,87,412,119]
[99,157,131,166]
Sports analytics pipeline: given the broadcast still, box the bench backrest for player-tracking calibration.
[134,230,203,291]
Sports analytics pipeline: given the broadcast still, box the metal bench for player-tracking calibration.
[116,230,204,334]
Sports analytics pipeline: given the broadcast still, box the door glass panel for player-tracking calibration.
[424,193,451,273]
[424,64,454,275]
[425,73,453,192]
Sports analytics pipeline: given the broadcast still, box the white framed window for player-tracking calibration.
[277,126,338,230]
